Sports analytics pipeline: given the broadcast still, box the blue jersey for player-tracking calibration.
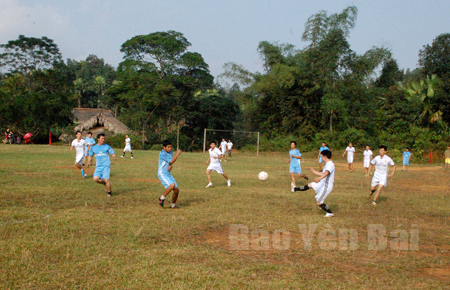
[158,150,173,175]
[85,136,96,146]
[89,144,115,167]
[289,148,301,167]
[403,151,411,162]
[320,146,329,153]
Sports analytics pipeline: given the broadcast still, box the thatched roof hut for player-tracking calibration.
[72,108,130,136]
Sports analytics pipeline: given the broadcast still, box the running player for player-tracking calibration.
[286,141,308,188]
[292,149,335,217]
[205,141,231,187]
[342,142,356,172]
[158,140,182,209]
[227,140,233,157]
[220,138,228,161]
[121,134,134,159]
[87,133,116,197]
[318,142,329,170]
[363,145,373,176]
[366,145,396,206]
[402,148,411,172]
[70,131,88,178]
[83,131,96,165]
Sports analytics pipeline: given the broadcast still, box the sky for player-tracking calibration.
[1,0,449,81]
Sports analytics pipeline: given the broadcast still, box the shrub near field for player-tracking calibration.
[1,145,450,289]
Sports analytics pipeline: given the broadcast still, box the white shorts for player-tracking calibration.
[76,155,84,166]
[371,176,387,188]
[364,160,370,168]
[311,181,333,204]
[124,145,132,152]
[207,162,224,174]
[347,156,354,164]
[221,149,226,155]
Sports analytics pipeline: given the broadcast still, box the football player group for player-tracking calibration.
[71,131,401,215]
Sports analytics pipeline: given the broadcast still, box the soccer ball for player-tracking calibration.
[258,171,268,181]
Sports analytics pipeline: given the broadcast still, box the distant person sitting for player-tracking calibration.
[4,129,13,144]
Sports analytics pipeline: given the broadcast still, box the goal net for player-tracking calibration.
[202,129,260,156]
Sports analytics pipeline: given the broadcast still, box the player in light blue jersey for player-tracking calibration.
[87,133,116,197]
[286,141,308,188]
[158,140,182,209]
[83,131,96,166]
[402,148,412,172]
[318,142,329,170]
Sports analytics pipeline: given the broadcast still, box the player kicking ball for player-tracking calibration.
[158,140,182,209]
[291,150,335,217]
[70,131,88,178]
[366,145,396,206]
[286,141,308,188]
[87,133,116,197]
[205,141,231,187]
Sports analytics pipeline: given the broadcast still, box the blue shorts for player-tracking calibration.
[290,165,302,175]
[158,172,178,189]
[319,157,323,163]
[403,160,409,166]
[94,166,110,180]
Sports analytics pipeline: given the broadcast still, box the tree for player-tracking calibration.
[397,75,443,126]
[419,33,450,78]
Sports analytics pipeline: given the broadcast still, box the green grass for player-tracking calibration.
[1,144,450,289]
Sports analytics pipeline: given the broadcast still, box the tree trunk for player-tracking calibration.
[78,96,81,108]
[330,110,333,132]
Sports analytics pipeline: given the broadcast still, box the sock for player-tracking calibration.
[371,189,376,194]
[81,169,85,175]
[319,203,333,213]
[171,203,176,208]
[160,195,166,200]
[131,152,133,157]
[295,184,309,191]
[122,152,125,157]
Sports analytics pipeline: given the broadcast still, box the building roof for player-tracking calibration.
[72,108,130,134]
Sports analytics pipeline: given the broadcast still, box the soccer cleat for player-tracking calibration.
[159,198,165,207]
[120,156,124,158]
[227,179,231,187]
[304,175,309,180]
[171,205,179,209]
[83,174,88,178]
[205,183,213,188]
[291,182,295,193]
[131,157,134,159]
[371,200,377,206]
[324,213,334,218]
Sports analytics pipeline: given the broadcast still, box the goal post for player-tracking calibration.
[203,128,260,156]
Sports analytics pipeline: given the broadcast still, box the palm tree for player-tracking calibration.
[93,76,106,108]
[73,78,85,108]
[397,75,442,126]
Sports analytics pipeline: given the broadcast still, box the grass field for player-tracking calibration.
[1,144,450,289]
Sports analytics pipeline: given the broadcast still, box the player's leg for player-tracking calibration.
[171,187,179,209]
[293,182,313,192]
[121,149,125,158]
[221,173,231,186]
[75,158,86,177]
[372,185,384,204]
[159,183,175,207]
[104,178,112,196]
[290,172,296,186]
[130,150,134,159]
[206,169,213,187]
[93,176,105,185]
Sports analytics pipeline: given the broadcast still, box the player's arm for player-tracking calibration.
[170,149,182,165]
[291,155,302,159]
[70,145,73,151]
[366,163,373,178]
[309,168,323,176]
[342,150,347,157]
[87,155,92,167]
[388,165,396,178]
[205,156,210,165]
[314,170,330,183]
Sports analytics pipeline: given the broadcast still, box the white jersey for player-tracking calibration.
[371,155,395,180]
[346,147,355,158]
[209,148,222,164]
[124,138,132,151]
[363,150,373,162]
[220,141,228,152]
[227,142,233,150]
[71,139,86,161]
[125,138,131,145]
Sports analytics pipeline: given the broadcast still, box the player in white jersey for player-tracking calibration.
[205,141,231,187]
[292,149,336,217]
[363,145,373,176]
[342,142,356,172]
[70,131,88,178]
[227,140,233,157]
[121,134,134,159]
[366,145,396,206]
[219,138,228,161]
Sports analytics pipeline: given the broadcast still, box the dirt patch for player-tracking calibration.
[51,166,77,169]
[0,164,18,167]
[422,266,450,282]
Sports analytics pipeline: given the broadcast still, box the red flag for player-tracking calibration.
[49,132,52,145]
[430,150,432,164]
